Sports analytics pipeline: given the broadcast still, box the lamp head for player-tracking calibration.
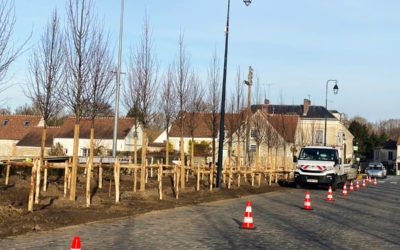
[243,0,252,6]
[333,83,339,95]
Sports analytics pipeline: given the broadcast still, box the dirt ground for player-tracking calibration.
[0,169,289,239]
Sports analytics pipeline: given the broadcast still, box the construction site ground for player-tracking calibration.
[0,170,289,239]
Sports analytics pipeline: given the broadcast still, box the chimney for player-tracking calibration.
[303,99,311,116]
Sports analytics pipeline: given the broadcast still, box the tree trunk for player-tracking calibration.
[40,126,47,165]
[180,137,185,189]
[166,136,169,167]
[89,127,95,164]
[70,123,80,201]
[140,132,147,191]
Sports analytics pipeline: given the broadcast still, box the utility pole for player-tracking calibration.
[244,66,253,167]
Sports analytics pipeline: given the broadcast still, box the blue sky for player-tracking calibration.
[5,0,400,122]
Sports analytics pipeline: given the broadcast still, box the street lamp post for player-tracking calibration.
[324,79,339,146]
[216,0,252,188]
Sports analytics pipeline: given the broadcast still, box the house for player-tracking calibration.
[14,116,143,158]
[154,111,244,161]
[53,117,142,157]
[374,139,397,173]
[251,99,354,163]
[0,115,43,159]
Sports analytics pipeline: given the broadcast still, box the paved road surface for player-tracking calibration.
[2,176,399,249]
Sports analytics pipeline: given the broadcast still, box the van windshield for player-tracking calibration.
[298,148,337,161]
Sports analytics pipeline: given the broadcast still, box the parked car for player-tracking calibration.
[365,162,387,179]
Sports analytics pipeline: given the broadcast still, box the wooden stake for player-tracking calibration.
[43,161,48,192]
[64,160,68,198]
[196,165,200,191]
[98,162,103,189]
[5,159,10,185]
[28,160,37,212]
[86,161,92,207]
[34,160,41,204]
[158,164,163,200]
[114,158,120,203]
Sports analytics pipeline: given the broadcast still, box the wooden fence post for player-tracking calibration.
[43,161,48,192]
[158,164,163,200]
[114,158,120,203]
[86,160,92,207]
[28,160,38,212]
[34,160,41,204]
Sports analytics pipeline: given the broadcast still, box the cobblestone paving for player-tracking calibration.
[2,176,399,249]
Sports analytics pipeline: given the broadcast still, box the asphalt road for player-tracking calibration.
[2,176,400,250]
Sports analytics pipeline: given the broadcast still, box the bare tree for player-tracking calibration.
[250,109,268,170]
[85,21,114,164]
[125,12,159,191]
[205,49,220,167]
[26,9,64,165]
[0,0,27,94]
[64,0,94,201]
[233,66,246,167]
[173,32,191,190]
[160,64,177,167]
[186,74,205,166]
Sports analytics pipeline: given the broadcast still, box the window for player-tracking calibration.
[82,148,90,157]
[388,151,393,160]
[23,120,30,126]
[313,130,324,145]
[2,119,8,126]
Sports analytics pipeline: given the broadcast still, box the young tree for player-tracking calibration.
[125,12,159,191]
[64,0,94,201]
[26,9,65,165]
[204,49,220,167]
[173,32,191,190]
[233,66,246,167]
[85,21,114,164]
[250,109,268,170]
[160,65,177,167]
[186,74,205,166]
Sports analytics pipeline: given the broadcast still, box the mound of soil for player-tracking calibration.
[0,171,286,239]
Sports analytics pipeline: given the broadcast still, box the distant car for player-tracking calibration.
[365,162,387,179]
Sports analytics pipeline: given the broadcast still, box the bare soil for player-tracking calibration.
[0,169,288,239]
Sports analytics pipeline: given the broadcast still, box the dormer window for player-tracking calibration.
[2,119,8,126]
[23,120,30,126]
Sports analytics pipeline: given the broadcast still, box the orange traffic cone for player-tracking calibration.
[71,236,81,250]
[241,200,255,229]
[303,190,313,210]
[369,176,372,183]
[362,179,366,188]
[326,186,334,201]
[342,183,348,196]
[349,181,354,191]
[374,178,377,185]
[356,180,360,189]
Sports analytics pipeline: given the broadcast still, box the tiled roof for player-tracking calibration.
[251,104,335,119]
[168,112,245,138]
[0,115,42,140]
[56,117,137,139]
[267,115,299,143]
[17,127,60,147]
